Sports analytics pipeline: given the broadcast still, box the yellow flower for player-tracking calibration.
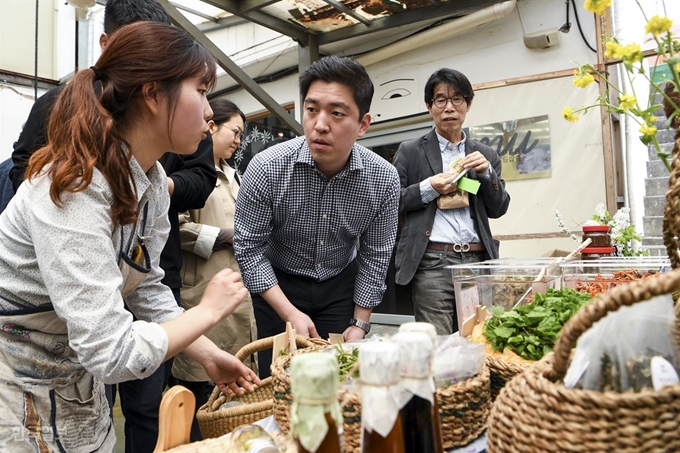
[621,43,643,64]
[573,71,595,88]
[619,94,636,110]
[676,62,680,73]
[583,0,611,15]
[604,41,623,59]
[645,15,673,36]
[563,107,580,122]
[650,116,658,123]
[640,123,657,137]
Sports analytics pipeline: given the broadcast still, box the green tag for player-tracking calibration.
[457,177,480,194]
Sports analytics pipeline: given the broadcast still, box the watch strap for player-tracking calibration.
[350,318,371,334]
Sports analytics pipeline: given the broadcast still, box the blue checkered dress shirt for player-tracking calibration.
[234,136,400,308]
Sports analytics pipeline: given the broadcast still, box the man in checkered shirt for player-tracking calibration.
[234,56,400,378]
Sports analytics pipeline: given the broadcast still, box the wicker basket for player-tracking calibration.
[486,269,680,452]
[437,362,491,449]
[272,347,492,452]
[485,355,530,401]
[271,345,334,434]
[196,335,324,439]
[663,119,680,269]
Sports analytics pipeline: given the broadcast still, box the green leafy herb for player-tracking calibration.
[482,288,592,361]
[335,342,360,381]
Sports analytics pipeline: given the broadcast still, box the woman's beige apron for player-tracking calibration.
[0,206,151,452]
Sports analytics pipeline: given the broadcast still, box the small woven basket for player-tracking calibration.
[485,355,530,401]
[271,345,334,434]
[437,362,491,449]
[273,348,492,452]
[196,335,322,439]
[338,389,361,453]
[486,269,680,452]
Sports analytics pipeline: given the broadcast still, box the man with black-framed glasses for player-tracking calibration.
[392,68,510,335]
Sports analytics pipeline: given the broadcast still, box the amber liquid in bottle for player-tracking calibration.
[361,413,406,453]
[296,414,342,453]
[400,395,438,453]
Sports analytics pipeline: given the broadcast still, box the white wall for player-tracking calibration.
[0,0,78,80]
[477,78,605,257]
[0,0,80,163]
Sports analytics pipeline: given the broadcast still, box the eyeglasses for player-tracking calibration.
[226,126,245,141]
[432,96,466,108]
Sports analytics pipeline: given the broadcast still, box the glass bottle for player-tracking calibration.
[290,353,343,453]
[392,331,438,453]
[229,424,280,452]
[360,341,406,453]
[398,322,444,453]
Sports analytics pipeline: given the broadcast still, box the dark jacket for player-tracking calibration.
[392,129,510,285]
[0,158,15,214]
[160,136,216,291]
[9,84,216,292]
[10,86,64,192]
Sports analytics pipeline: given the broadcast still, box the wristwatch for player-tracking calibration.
[349,318,371,334]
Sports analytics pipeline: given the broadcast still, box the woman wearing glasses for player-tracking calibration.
[173,98,255,441]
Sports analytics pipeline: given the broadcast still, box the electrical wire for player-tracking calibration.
[571,0,597,53]
[562,0,571,32]
[34,0,39,100]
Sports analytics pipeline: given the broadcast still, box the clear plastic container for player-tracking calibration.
[447,261,561,332]
[560,258,669,297]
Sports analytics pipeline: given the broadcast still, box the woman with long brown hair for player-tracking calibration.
[0,21,259,451]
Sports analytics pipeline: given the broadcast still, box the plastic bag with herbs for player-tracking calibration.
[563,294,680,392]
[433,335,485,387]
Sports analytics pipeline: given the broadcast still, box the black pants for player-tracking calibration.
[253,261,357,378]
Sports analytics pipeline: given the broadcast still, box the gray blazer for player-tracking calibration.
[393,129,510,285]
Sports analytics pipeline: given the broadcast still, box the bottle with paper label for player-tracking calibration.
[360,341,406,453]
[290,353,343,453]
[393,331,438,453]
[398,322,444,453]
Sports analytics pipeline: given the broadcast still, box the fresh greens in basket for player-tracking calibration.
[335,342,360,382]
[483,288,592,361]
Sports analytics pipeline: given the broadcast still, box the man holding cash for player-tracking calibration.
[392,68,510,335]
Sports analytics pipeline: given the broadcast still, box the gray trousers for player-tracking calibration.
[411,250,485,335]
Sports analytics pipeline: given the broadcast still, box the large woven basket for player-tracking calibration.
[272,348,492,452]
[486,268,680,452]
[663,106,680,269]
[196,335,323,439]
